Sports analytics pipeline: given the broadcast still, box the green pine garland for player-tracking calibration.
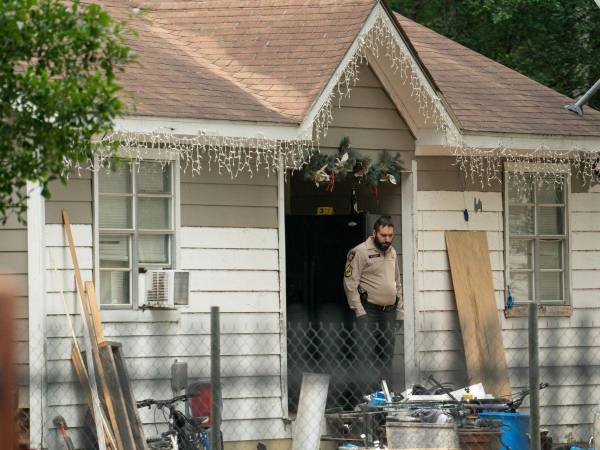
[302,137,403,193]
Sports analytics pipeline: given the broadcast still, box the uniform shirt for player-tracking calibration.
[343,236,403,319]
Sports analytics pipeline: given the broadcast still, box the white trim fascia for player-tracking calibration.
[114,116,311,141]
[464,133,600,153]
[298,2,461,140]
[26,182,46,449]
[377,7,462,141]
[415,132,600,155]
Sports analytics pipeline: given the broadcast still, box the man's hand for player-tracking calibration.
[356,314,368,329]
[395,320,403,332]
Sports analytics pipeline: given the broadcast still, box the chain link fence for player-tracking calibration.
[16,309,600,449]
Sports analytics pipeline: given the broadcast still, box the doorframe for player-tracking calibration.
[401,159,419,387]
[277,155,289,420]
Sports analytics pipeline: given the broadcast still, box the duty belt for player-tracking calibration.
[358,286,397,312]
[364,302,396,312]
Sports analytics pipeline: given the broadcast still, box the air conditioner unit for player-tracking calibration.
[139,270,189,308]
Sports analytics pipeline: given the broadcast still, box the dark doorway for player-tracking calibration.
[285,213,369,412]
[285,213,368,327]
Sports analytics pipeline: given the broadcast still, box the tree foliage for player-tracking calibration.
[0,0,132,223]
[389,0,600,108]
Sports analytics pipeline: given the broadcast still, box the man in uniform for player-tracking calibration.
[343,215,403,388]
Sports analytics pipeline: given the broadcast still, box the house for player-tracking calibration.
[6,0,600,448]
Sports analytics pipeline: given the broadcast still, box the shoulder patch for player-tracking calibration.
[347,251,356,262]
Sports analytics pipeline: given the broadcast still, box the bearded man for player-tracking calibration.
[343,215,403,388]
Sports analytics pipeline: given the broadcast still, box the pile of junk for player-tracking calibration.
[322,376,551,450]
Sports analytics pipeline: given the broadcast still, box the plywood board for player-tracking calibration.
[445,231,512,397]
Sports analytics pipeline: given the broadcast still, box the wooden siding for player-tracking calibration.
[181,167,278,228]
[416,158,600,443]
[45,172,93,224]
[416,156,502,192]
[43,224,287,447]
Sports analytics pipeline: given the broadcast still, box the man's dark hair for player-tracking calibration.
[373,215,394,231]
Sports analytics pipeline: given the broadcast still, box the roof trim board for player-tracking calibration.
[115,116,312,140]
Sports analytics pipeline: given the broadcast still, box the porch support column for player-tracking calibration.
[402,159,419,387]
[277,153,289,419]
[27,182,47,449]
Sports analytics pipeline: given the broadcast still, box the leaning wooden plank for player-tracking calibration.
[445,231,512,397]
[98,342,137,450]
[63,209,124,450]
[71,345,117,450]
[110,342,148,450]
[85,281,105,344]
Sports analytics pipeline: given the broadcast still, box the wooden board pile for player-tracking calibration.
[63,210,147,450]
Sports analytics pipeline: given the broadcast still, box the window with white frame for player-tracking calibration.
[505,168,569,305]
[98,161,175,306]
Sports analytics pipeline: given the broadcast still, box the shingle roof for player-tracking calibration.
[101,1,600,137]
[394,13,600,137]
[104,0,375,124]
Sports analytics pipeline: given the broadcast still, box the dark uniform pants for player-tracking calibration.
[355,302,396,392]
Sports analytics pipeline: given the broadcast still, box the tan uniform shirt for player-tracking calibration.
[343,236,403,319]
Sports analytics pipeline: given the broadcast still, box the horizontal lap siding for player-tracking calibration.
[416,181,504,389]
[45,172,287,445]
[416,159,600,443]
[45,172,93,225]
[181,167,278,229]
[179,226,286,441]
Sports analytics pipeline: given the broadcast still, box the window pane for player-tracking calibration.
[100,235,130,268]
[138,234,170,265]
[540,240,563,269]
[508,174,534,203]
[510,239,533,269]
[100,271,130,305]
[510,272,533,302]
[538,271,563,302]
[537,206,564,235]
[137,161,171,193]
[509,206,534,235]
[99,164,131,194]
[536,179,564,204]
[138,198,170,229]
[100,196,132,229]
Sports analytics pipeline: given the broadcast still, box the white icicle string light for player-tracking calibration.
[78,9,598,186]
[77,131,315,179]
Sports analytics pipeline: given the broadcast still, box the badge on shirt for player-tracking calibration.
[368,254,381,259]
[344,263,352,277]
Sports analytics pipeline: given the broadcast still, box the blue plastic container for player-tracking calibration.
[478,411,530,450]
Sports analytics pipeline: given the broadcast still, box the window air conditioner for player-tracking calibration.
[139,270,189,308]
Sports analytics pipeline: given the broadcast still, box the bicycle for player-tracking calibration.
[137,394,212,450]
